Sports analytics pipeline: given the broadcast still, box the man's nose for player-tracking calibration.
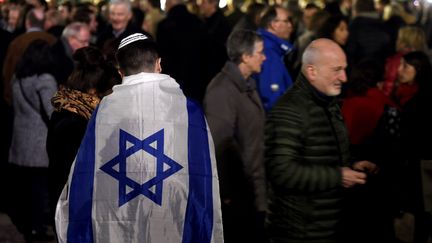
[340,71,347,82]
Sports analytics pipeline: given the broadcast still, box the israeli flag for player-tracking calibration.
[55,72,224,243]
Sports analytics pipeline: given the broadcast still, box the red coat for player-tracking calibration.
[382,51,406,96]
[395,83,418,107]
[342,88,395,145]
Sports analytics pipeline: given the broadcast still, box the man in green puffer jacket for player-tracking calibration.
[265,38,377,243]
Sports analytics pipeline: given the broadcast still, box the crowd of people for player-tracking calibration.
[0,0,432,242]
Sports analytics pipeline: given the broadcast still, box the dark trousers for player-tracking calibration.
[0,102,13,212]
[6,164,51,241]
[342,173,397,243]
[221,201,267,243]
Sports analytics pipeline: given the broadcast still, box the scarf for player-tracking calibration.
[52,88,100,120]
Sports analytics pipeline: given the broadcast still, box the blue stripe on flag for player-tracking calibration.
[67,107,99,242]
[182,99,214,243]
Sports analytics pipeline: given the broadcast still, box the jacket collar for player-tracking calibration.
[296,73,338,108]
[122,72,171,85]
[61,37,73,59]
[221,62,264,111]
[257,28,293,55]
[221,61,256,93]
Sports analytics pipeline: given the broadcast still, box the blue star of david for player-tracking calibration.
[100,129,183,207]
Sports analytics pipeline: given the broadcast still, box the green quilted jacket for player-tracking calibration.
[265,73,350,242]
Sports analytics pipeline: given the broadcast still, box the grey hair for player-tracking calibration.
[227,30,263,64]
[109,0,132,12]
[301,43,320,71]
[62,22,89,38]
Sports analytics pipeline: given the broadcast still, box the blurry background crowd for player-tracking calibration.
[1,0,432,242]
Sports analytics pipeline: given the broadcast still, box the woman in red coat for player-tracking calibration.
[394,51,432,242]
[342,59,398,242]
[382,26,428,97]
[342,59,395,149]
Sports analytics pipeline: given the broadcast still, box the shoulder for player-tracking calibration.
[38,73,56,82]
[280,84,309,104]
[205,73,236,103]
[28,31,56,43]
[207,71,235,91]
[271,90,306,115]
[35,74,57,88]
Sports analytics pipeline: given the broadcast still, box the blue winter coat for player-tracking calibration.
[255,28,293,112]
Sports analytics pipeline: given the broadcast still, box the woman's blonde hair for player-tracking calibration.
[396,26,427,52]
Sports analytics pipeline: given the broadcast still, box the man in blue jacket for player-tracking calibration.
[255,5,293,111]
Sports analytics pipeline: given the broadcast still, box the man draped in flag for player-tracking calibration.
[55,33,224,243]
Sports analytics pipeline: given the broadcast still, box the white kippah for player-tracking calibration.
[118,33,148,50]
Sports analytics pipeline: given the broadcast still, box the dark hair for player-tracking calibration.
[15,39,55,79]
[26,8,45,29]
[348,58,385,95]
[402,51,432,100]
[227,30,263,64]
[260,5,278,29]
[309,10,330,32]
[38,0,48,10]
[316,15,348,39]
[131,7,145,30]
[72,7,95,25]
[60,1,73,12]
[304,3,319,10]
[246,3,266,25]
[74,2,95,10]
[116,39,159,76]
[66,46,121,97]
[324,1,342,15]
[148,0,161,9]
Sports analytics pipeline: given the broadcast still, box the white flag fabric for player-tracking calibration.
[55,72,224,243]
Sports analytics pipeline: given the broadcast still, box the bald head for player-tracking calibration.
[302,38,345,70]
[301,38,347,96]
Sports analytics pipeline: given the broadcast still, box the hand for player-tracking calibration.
[353,160,379,174]
[341,167,366,188]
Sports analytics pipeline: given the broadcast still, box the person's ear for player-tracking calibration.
[305,64,317,80]
[155,58,162,73]
[241,53,249,64]
[269,20,278,32]
[118,68,125,78]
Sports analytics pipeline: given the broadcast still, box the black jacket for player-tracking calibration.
[346,15,391,66]
[50,38,74,86]
[156,4,208,103]
[265,73,350,241]
[47,109,88,214]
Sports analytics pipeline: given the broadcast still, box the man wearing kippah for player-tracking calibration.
[55,33,224,243]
